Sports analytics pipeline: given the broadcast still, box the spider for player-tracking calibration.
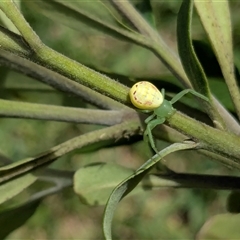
[129,81,209,153]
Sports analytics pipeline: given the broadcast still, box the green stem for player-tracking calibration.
[1,0,240,169]
[168,112,240,165]
[142,172,240,190]
[28,169,73,202]
[0,1,42,51]
[0,25,30,55]
[35,46,129,103]
[199,149,240,170]
[0,1,129,103]
[0,119,142,183]
[0,99,128,125]
[0,2,239,134]
[0,49,124,110]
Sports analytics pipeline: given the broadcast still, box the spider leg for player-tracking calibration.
[170,89,209,104]
[161,88,165,99]
[145,112,156,124]
[144,118,165,154]
[144,112,156,142]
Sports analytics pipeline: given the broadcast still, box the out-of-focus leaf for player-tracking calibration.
[194,1,238,100]
[107,44,168,78]
[23,1,169,79]
[0,200,41,239]
[72,139,152,170]
[25,0,136,41]
[73,163,134,206]
[0,173,37,205]
[196,213,240,239]
[150,1,181,30]
[133,0,155,27]
[2,71,54,92]
[195,1,240,120]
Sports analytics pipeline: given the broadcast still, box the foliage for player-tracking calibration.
[0,0,240,239]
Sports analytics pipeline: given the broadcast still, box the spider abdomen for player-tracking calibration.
[129,81,163,110]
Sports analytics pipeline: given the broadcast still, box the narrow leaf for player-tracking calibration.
[195,1,240,119]
[177,0,210,97]
[0,173,37,205]
[0,122,138,184]
[177,0,225,129]
[103,142,197,239]
[25,0,136,43]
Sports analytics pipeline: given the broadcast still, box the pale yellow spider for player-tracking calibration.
[129,81,209,153]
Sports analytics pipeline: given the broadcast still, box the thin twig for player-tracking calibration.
[0,99,130,125]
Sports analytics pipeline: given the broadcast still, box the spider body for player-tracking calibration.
[129,81,163,110]
[153,99,175,119]
[129,81,209,153]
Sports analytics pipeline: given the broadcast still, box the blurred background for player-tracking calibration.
[1,1,240,239]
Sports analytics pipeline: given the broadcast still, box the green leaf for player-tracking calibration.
[25,0,136,42]
[103,167,149,240]
[103,142,197,240]
[194,1,234,83]
[0,173,37,205]
[197,213,240,239]
[177,0,226,129]
[74,163,134,206]
[0,200,41,239]
[194,1,240,118]
[177,0,210,98]
[150,1,181,30]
